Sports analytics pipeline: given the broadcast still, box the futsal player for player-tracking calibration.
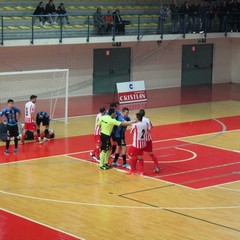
[90,107,106,161]
[36,111,54,142]
[139,109,161,173]
[112,107,131,169]
[128,113,148,175]
[97,107,135,170]
[108,103,121,158]
[21,95,39,144]
[0,99,21,154]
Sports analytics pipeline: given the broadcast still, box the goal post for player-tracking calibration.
[0,69,69,124]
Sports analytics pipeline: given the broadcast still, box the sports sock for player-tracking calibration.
[14,137,18,149]
[21,134,25,142]
[34,133,39,142]
[138,159,144,173]
[6,139,10,150]
[150,153,159,167]
[114,153,120,163]
[100,151,106,167]
[104,150,110,164]
[95,147,100,159]
[111,145,116,155]
[130,157,137,172]
[122,154,127,165]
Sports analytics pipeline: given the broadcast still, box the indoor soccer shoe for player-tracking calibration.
[154,167,161,173]
[13,149,18,154]
[122,163,130,169]
[99,165,108,170]
[112,162,121,167]
[4,150,9,155]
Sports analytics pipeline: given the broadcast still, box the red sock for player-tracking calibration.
[138,159,144,173]
[34,133,39,142]
[21,134,25,142]
[130,157,137,172]
[150,153,159,168]
[95,147,100,159]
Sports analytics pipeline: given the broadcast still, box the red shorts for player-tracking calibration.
[128,146,144,158]
[143,140,153,152]
[24,122,36,131]
[94,135,101,145]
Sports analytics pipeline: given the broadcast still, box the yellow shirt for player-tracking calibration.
[97,115,121,136]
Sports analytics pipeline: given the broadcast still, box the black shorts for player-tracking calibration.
[115,137,126,146]
[111,132,117,142]
[36,117,50,127]
[6,124,19,138]
[100,133,111,151]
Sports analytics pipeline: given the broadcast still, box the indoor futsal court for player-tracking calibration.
[0,83,240,239]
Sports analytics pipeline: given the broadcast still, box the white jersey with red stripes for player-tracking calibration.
[24,101,35,123]
[94,112,104,135]
[130,121,147,149]
[142,116,153,141]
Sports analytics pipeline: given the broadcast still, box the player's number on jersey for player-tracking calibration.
[141,129,145,139]
[25,107,28,116]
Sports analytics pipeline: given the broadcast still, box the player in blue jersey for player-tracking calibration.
[112,107,131,168]
[108,103,122,157]
[36,111,54,143]
[0,99,21,155]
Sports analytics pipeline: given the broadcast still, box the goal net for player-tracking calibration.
[0,69,69,124]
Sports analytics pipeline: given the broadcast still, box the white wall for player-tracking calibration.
[0,38,233,96]
[230,38,240,83]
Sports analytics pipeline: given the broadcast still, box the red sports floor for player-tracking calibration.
[1,83,240,239]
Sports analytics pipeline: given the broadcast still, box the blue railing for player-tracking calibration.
[0,13,239,45]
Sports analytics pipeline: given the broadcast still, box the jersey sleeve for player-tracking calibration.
[110,118,121,126]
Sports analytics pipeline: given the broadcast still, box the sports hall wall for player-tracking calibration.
[0,38,239,96]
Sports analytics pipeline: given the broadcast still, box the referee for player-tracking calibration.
[97,107,135,170]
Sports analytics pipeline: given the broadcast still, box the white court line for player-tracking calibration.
[144,147,197,163]
[0,189,239,210]
[0,208,84,240]
[216,186,240,193]
[1,151,240,210]
[156,161,240,178]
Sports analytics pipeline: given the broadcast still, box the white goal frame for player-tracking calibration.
[0,69,69,124]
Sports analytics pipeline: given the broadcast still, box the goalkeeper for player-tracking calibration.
[36,111,54,142]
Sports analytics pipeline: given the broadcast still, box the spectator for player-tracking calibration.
[33,1,45,26]
[157,4,171,34]
[179,1,190,33]
[57,3,70,25]
[170,0,179,33]
[44,0,57,25]
[188,2,197,33]
[93,7,106,35]
[218,0,230,32]
[207,2,216,32]
[113,9,130,34]
[229,0,240,32]
[104,10,114,33]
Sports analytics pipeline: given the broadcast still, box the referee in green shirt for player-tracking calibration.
[97,107,135,170]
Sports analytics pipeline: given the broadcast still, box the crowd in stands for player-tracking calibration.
[33,0,70,26]
[32,0,240,34]
[93,8,130,35]
[158,0,240,34]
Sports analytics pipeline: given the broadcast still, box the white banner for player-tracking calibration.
[116,81,147,104]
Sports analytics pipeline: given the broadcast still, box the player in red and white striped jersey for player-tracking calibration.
[139,109,161,173]
[90,107,106,161]
[21,95,39,144]
[128,113,147,175]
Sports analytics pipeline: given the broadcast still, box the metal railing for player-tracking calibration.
[0,12,239,45]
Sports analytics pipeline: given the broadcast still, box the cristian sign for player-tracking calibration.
[116,81,147,104]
